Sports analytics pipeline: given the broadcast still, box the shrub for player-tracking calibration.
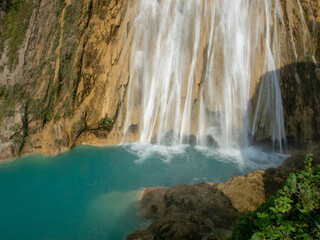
[231,153,320,239]
[100,114,112,129]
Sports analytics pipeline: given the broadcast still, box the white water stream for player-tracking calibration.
[123,0,288,152]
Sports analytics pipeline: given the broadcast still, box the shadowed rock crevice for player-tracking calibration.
[249,61,320,150]
[279,62,320,148]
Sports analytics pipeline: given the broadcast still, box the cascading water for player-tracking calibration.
[123,0,287,152]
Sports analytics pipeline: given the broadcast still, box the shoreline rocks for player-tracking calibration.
[126,147,320,240]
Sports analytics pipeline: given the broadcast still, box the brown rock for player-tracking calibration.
[52,122,69,148]
[216,170,265,214]
[127,182,238,240]
[164,183,238,228]
[140,187,168,218]
[127,215,210,240]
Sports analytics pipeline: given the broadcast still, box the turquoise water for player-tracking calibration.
[0,144,287,240]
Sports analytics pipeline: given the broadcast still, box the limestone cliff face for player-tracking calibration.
[0,0,132,159]
[0,0,319,160]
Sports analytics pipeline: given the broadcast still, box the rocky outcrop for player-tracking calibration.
[0,0,133,159]
[126,148,320,240]
[127,175,263,240]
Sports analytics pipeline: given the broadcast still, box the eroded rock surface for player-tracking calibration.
[0,102,26,159]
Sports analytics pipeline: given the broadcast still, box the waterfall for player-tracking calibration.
[123,0,287,151]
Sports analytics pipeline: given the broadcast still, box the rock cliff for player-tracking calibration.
[278,0,320,147]
[0,0,319,160]
[0,0,132,159]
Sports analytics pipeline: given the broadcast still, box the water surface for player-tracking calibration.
[0,144,287,240]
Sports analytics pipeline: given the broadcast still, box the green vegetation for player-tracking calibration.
[25,0,82,123]
[60,0,81,81]
[55,0,82,116]
[28,99,54,123]
[10,122,21,133]
[0,0,33,70]
[0,85,27,145]
[72,120,85,130]
[10,122,24,145]
[100,114,112,129]
[231,154,320,239]
[54,138,63,145]
[0,85,25,124]
[0,0,89,132]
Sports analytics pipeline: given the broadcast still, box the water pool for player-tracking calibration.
[0,144,287,240]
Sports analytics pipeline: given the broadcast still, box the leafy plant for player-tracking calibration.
[10,122,21,133]
[231,154,320,239]
[100,114,112,129]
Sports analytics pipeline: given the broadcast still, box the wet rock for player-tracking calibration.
[164,183,238,228]
[206,135,219,148]
[127,182,238,240]
[140,187,168,218]
[316,67,320,81]
[127,215,212,240]
[216,170,265,214]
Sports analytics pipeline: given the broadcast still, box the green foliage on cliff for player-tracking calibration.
[100,114,112,129]
[231,154,320,240]
[0,0,33,70]
[0,84,25,124]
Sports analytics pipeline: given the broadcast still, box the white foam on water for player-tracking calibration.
[195,145,289,171]
[122,142,187,163]
[241,146,289,170]
[121,142,289,171]
[195,145,242,164]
